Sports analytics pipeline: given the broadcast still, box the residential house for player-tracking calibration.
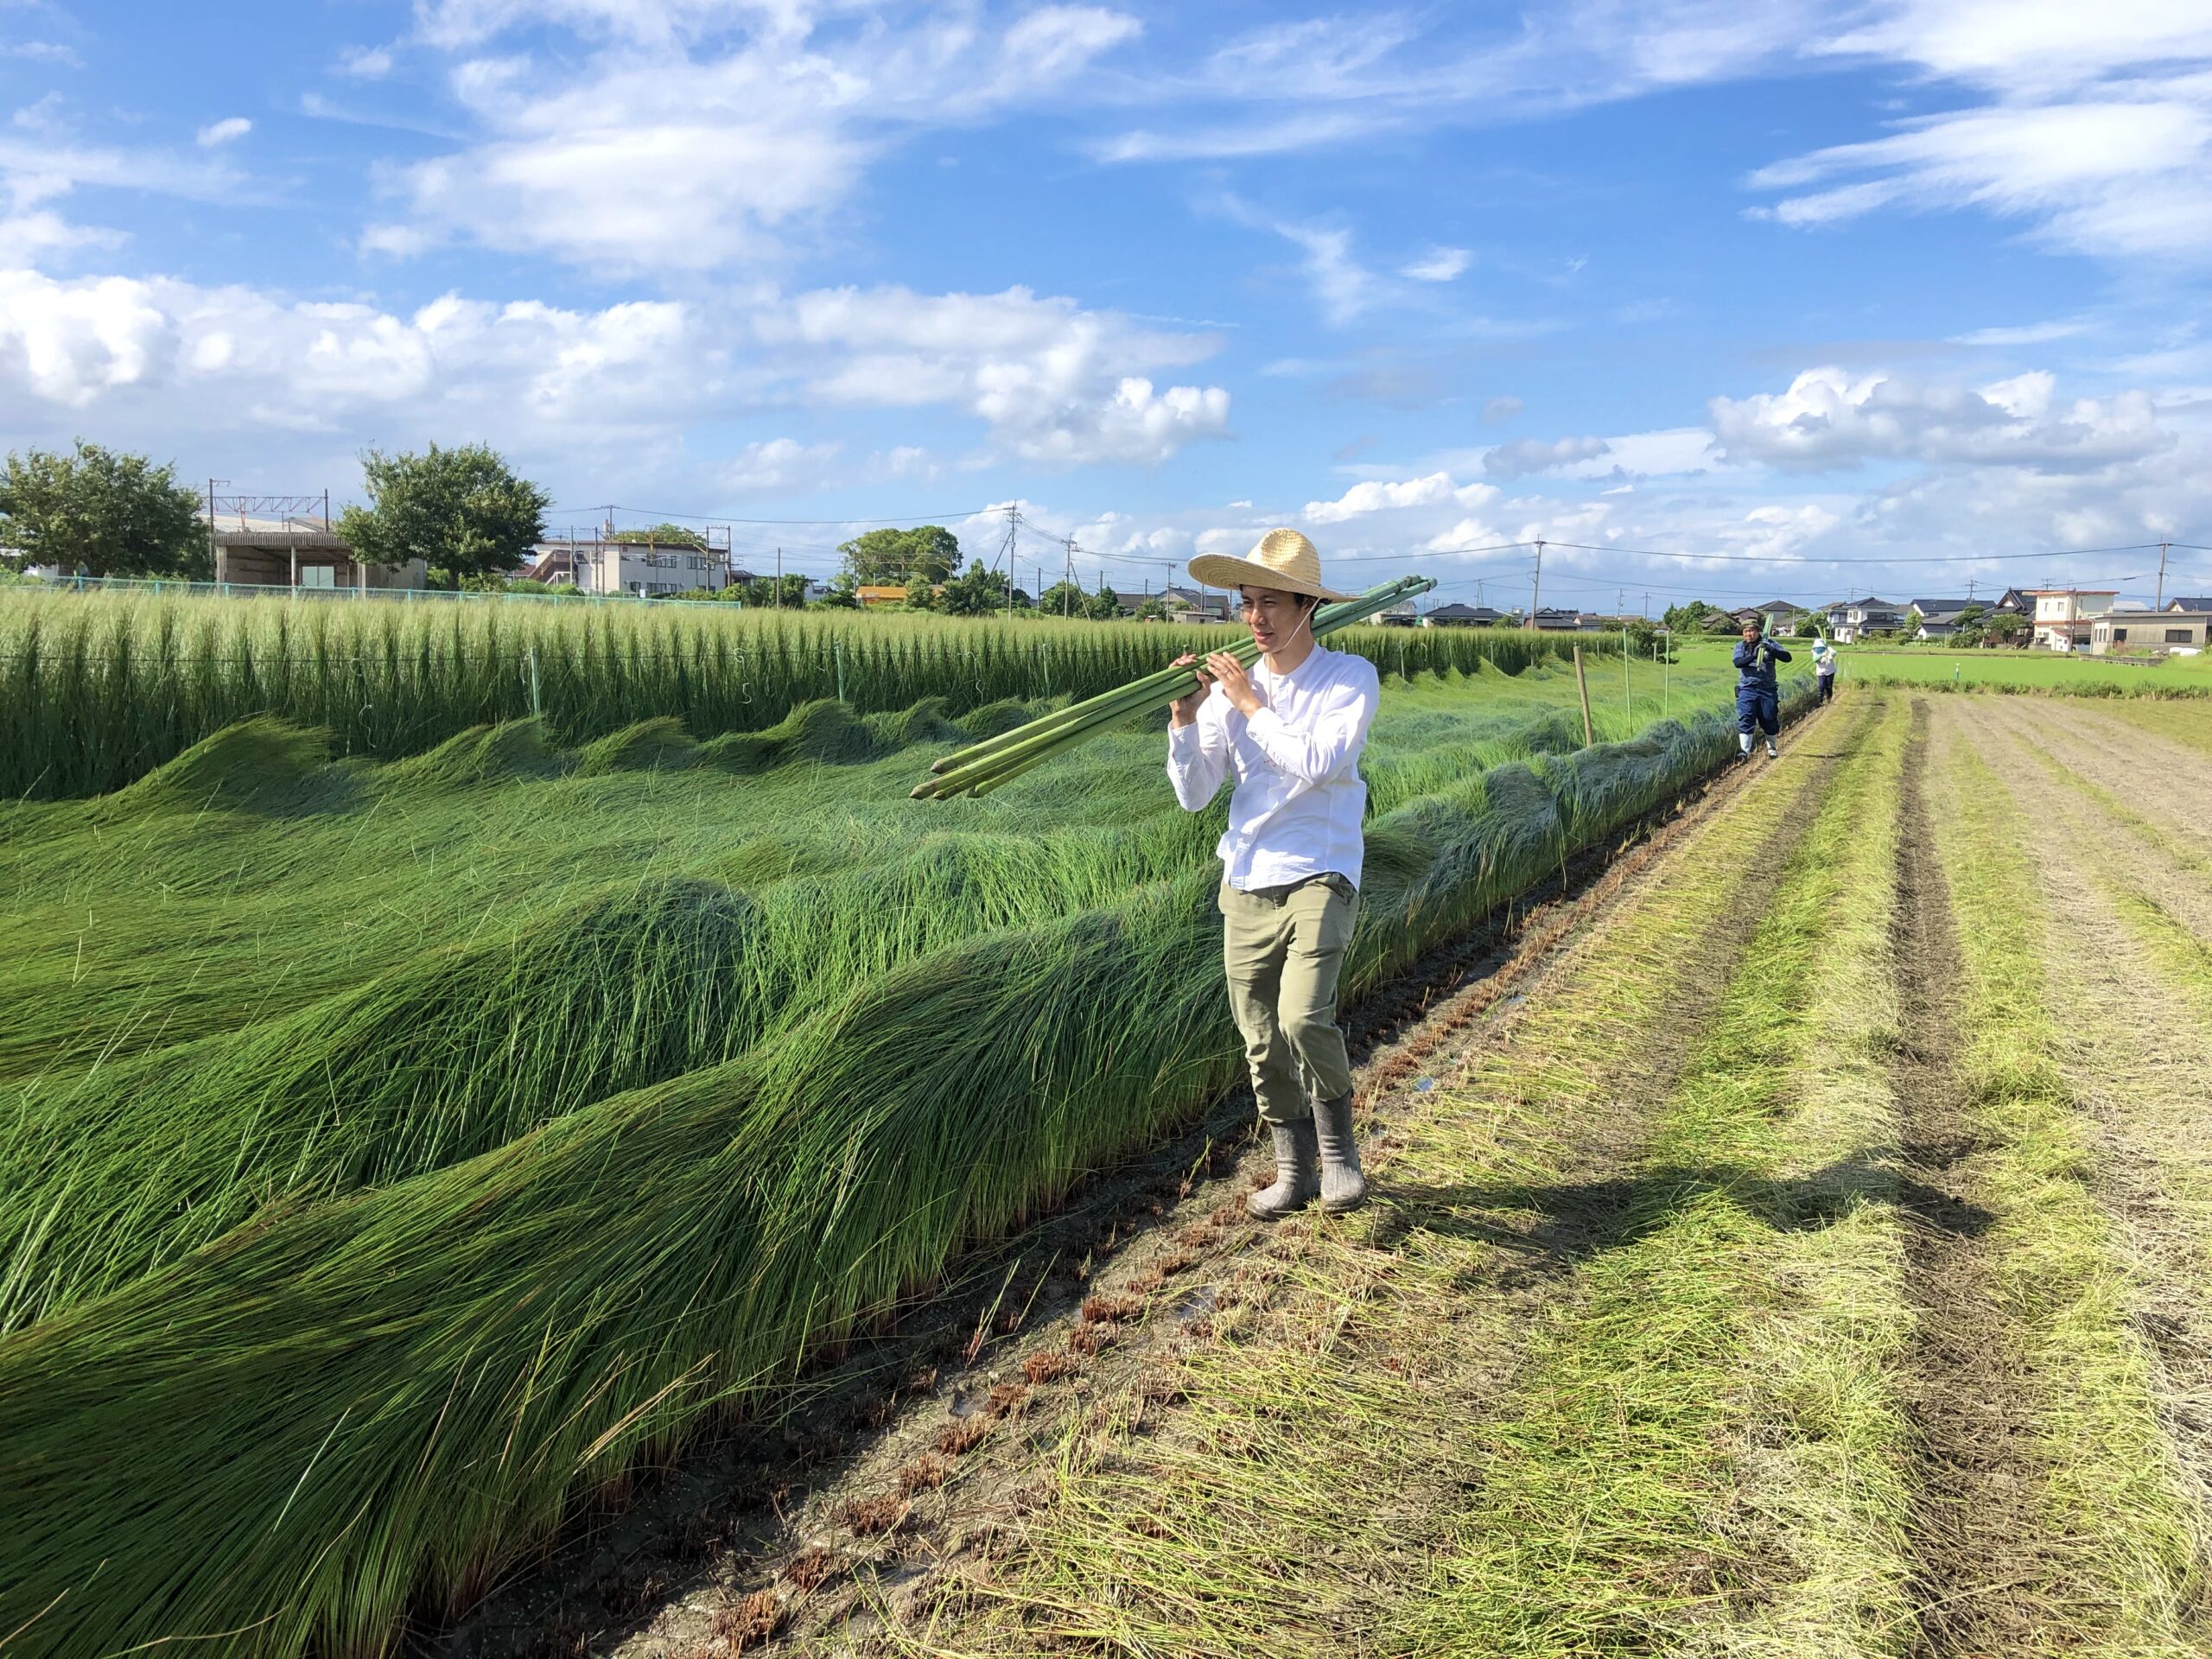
[1823,597,1907,643]
[535,535,732,597]
[1421,602,1500,627]
[2027,588,2118,651]
[1529,607,1585,630]
[1732,599,1801,632]
[2089,608,2212,656]
[1158,585,1231,623]
[1377,599,1420,626]
[2166,596,2212,614]
[1907,598,1978,640]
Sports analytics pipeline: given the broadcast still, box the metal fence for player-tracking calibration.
[6,575,732,609]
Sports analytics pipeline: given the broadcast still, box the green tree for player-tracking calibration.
[1082,577,1123,620]
[742,574,810,608]
[817,572,860,609]
[337,442,550,587]
[1662,599,1719,634]
[838,525,961,585]
[904,569,938,610]
[938,559,1013,616]
[0,442,207,577]
[1131,594,1171,621]
[1037,578,1087,619]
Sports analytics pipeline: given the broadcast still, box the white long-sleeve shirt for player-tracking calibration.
[1165,644,1379,891]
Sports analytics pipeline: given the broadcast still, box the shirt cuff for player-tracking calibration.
[1167,721,1203,755]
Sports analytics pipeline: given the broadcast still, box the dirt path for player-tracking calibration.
[1891,700,2069,1655]
[440,706,1860,1659]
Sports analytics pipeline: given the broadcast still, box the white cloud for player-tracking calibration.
[376,3,1140,274]
[1401,246,1471,282]
[1303,472,1496,523]
[1708,364,2172,472]
[1484,435,1611,478]
[195,117,251,147]
[0,207,124,255]
[2,41,80,67]
[0,268,1230,470]
[721,436,840,493]
[762,283,1230,466]
[1751,92,2212,259]
[338,45,395,78]
[1949,318,2093,346]
[1482,394,1522,424]
[999,6,1141,83]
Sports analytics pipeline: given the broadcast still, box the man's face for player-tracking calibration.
[1742,622,1761,644]
[1240,587,1309,652]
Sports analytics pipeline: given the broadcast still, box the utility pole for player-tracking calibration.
[206,478,226,584]
[1062,535,1077,619]
[1476,578,1484,610]
[1643,589,1650,619]
[1527,539,1544,629]
[999,503,1020,621]
[2156,541,2171,612]
[775,546,783,611]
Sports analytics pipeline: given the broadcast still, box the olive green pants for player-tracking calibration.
[1218,875,1360,1126]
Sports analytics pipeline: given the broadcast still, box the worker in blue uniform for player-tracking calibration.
[1733,616,1792,760]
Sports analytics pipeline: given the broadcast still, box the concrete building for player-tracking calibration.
[2027,588,2118,652]
[205,509,425,591]
[2088,609,2212,655]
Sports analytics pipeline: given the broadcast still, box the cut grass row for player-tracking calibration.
[1409,691,1917,1656]
[0,587,1618,798]
[0,685,1803,1658]
[1919,713,2207,1652]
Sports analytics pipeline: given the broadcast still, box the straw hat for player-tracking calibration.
[1188,528,1357,602]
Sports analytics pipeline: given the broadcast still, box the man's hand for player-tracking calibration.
[1167,654,1207,728]
[1207,651,1265,717]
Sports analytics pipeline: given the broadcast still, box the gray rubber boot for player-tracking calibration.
[1313,1094,1368,1214]
[1247,1118,1320,1220]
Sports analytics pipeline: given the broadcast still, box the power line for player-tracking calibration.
[545,504,997,526]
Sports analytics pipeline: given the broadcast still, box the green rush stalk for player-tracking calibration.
[913,577,1435,800]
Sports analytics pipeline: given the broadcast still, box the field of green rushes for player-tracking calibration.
[0,631,1793,1658]
[0,586,1621,798]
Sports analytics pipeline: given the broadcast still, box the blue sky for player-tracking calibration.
[3,0,2209,608]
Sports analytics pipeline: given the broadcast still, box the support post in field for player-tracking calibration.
[1573,644,1594,747]
[528,645,541,720]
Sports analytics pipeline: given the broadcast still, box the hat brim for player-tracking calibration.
[1186,553,1357,602]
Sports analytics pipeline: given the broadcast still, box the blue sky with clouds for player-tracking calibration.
[3,0,2209,607]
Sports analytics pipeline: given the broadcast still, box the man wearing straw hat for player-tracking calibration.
[1166,529,1379,1219]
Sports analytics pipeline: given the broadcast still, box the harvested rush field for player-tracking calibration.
[0,635,1787,1657]
[424,690,2209,1659]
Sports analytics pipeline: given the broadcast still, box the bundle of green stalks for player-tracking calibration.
[0,582,1594,799]
[912,575,1436,799]
[0,878,756,1333]
[0,690,1809,1659]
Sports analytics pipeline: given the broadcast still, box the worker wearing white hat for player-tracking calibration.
[1165,528,1378,1219]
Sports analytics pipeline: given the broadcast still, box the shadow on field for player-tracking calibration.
[1371,1154,1994,1287]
